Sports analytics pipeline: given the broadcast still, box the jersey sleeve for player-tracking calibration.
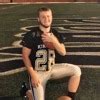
[57,32,65,43]
[20,32,34,49]
[52,29,65,43]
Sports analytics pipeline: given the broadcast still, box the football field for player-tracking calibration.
[0,3,100,100]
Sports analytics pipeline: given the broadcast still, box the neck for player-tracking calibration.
[39,25,51,33]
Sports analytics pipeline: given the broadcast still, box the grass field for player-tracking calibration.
[0,3,100,100]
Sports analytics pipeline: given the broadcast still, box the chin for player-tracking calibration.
[43,24,51,28]
[40,23,51,28]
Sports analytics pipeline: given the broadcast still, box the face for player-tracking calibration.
[38,10,52,28]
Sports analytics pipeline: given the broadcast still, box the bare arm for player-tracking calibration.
[51,34,66,56]
[22,47,40,87]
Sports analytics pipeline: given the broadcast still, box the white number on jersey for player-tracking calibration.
[35,49,55,71]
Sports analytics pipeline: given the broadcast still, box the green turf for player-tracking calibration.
[0,68,100,100]
[0,3,100,47]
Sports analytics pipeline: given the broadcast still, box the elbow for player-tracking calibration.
[22,53,29,62]
[60,51,67,56]
[62,48,67,56]
[62,52,66,56]
[60,44,66,56]
[22,53,25,61]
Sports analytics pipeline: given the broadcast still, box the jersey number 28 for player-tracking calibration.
[35,49,55,71]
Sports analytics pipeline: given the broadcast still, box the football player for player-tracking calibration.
[21,7,81,100]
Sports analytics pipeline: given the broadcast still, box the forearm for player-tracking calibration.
[51,34,66,56]
[27,66,37,80]
[53,41,66,56]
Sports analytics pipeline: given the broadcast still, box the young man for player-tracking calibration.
[21,7,81,100]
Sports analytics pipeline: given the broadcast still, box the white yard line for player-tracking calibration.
[70,26,100,30]
[65,42,100,45]
[12,40,22,47]
[66,52,100,56]
[0,67,26,76]
[83,19,100,23]
[14,32,25,37]
[72,35,100,38]
[0,57,22,62]
[65,42,100,47]
[0,5,22,10]
[0,53,21,56]
[79,65,100,68]
[0,46,19,50]
[65,45,100,48]
[54,23,100,26]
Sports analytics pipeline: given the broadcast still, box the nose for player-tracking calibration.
[45,16,49,21]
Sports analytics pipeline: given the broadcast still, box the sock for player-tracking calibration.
[67,91,76,100]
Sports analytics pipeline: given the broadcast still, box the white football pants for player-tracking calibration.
[29,63,81,100]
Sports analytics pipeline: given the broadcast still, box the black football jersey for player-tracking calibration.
[21,27,64,71]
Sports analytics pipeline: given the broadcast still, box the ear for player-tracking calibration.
[37,18,39,22]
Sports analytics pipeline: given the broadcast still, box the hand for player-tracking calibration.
[41,32,59,44]
[31,71,41,88]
